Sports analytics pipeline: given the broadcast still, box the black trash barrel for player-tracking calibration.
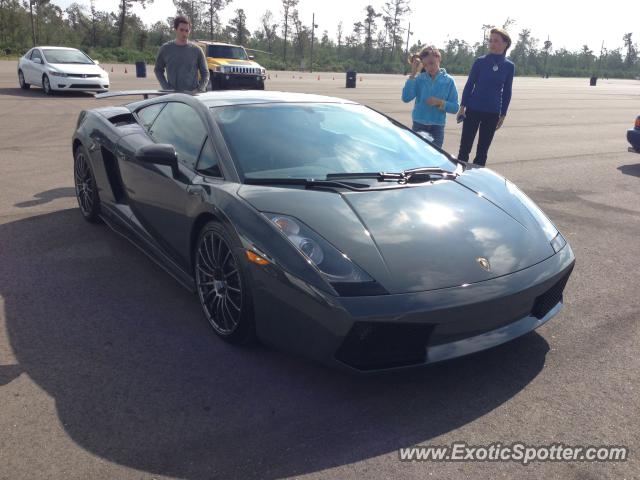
[346,70,357,88]
[135,61,147,78]
[589,76,597,86]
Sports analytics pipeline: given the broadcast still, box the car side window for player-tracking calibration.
[31,50,42,62]
[197,137,222,178]
[148,102,207,170]
[136,103,165,130]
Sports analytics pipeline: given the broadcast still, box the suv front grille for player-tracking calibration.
[225,66,261,75]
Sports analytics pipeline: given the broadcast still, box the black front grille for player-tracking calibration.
[531,267,573,319]
[335,322,433,370]
[67,73,101,78]
[69,84,102,88]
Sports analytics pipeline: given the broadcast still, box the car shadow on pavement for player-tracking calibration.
[14,187,76,208]
[1,209,550,480]
[617,163,640,177]
[0,87,95,98]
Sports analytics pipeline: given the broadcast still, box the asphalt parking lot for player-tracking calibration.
[0,61,638,479]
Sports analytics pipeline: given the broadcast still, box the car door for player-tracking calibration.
[25,49,43,85]
[117,101,210,268]
[19,49,32,81]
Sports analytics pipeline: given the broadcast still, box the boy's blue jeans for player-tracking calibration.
[412,122,445,148]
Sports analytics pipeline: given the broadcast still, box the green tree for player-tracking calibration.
[227,8,248,45]
[363,5,380,61]
[117,0,153,47]
[280,0,298,68]
[259,10,277,53]
[622,32,637,68]
[202,0,232,41]
[381,0,410,64]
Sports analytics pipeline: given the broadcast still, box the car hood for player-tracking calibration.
[48,63,106,75]
[216,59,259,66]
[238,169,555,294]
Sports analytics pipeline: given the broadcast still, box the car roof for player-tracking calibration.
[38,46,80,51]
[195,41,243,47]
[196,90,358,108]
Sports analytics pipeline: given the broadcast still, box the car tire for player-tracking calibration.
[195,220,256,345]
[256,80,265,90]
[18,70,30,89]
[73,145,102,223]
[42,74,53,95]
[207,71,216,91]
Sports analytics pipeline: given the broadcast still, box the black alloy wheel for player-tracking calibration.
[73,147,102,223]
[195,221,255,344]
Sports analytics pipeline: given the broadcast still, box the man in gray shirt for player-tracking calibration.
[154,15,209,92]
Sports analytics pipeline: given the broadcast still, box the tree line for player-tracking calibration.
[0,0,638,78]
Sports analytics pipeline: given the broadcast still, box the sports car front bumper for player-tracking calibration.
[248,242,575,372]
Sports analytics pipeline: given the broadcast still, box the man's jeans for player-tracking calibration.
[412,122,445,148]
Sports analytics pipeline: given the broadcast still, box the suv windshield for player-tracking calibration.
[211,103,455,180]
[42,49,93,64]
[207,45,248,60]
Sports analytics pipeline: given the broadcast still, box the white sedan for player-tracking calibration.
[18,46,109,94]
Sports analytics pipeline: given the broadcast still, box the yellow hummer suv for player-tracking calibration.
[196,41,267,90]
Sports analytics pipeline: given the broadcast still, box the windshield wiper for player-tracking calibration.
[326,172,399,180]
[243,177,371,190]
[328,167,458,184]
[401,166,459,183]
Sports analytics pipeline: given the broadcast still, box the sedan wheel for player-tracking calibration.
[74,147,102,223]
[195,221,255,344]
[42,74,53,95]
[18,70,30,89]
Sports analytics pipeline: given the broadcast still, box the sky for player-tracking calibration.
[53,0,639,53]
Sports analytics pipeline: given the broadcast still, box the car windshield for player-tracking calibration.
[211,103,455,180]
[42,49,93,64]
[207,45,248,60]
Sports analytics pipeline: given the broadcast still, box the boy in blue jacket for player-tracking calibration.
[402,46,459,148]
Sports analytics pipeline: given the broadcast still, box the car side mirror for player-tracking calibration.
[33,57,42,64]
[248,55,254,60]
[94,59,100,65]
[135,144,179,177]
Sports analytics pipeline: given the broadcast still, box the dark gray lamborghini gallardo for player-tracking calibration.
[72,90,575,371]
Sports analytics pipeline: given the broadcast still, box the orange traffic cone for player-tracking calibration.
[332,76,335,80]
[275,73,278,78]
[317,75,320,80]
[110,66,113,72]
[124,67,127,74]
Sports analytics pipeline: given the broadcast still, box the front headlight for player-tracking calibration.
[506,180,564,250]
[264,213,386,295]
[49,70,67,77]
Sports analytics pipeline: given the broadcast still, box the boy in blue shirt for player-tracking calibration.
[402,46,459,148]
